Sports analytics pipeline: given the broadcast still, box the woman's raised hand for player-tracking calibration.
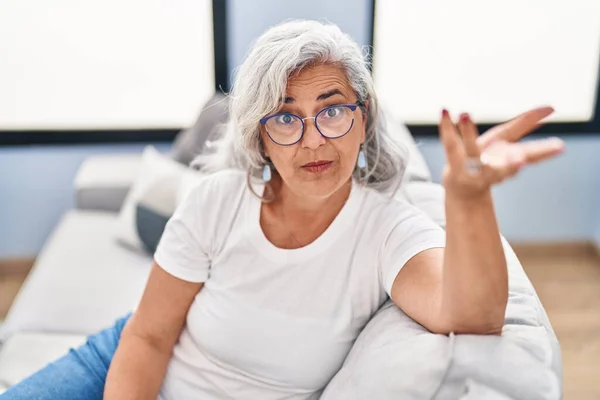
[439,107,565,199]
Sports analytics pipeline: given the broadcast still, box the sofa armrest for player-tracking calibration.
[74,154,142,213]
[322,229,562,400]
[397,180,562,387]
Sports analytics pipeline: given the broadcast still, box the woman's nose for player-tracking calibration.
[300,118,326,149]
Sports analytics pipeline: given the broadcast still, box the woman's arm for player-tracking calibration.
[390,193,507,336]
[104,262,203,399]
[390,107,564,335]
[440,189,507,333]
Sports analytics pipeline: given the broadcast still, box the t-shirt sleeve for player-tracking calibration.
[153,183,210,283]
[380,203,446,296]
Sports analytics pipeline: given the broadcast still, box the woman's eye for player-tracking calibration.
[325,107,341,118]
[276,114,294,124]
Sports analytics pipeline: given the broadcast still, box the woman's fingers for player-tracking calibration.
[441,108,564,196]
[439,109,465,167]
[457,113,480,157]
[479,138,564,184]
[516,137,565,164]
[480,147,526,184]
[477,106,554,149]
[481,163,521,185]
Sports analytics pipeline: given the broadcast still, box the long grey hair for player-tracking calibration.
[193,19,407,194]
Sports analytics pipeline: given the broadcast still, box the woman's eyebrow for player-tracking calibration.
[283,88,344,104]
[316,88,343,101]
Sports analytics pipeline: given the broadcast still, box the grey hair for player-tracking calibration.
[193,19,407,194]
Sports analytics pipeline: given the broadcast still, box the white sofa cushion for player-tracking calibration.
[0,332,86,388]
[0,211,151,340]
[74,153,143,213]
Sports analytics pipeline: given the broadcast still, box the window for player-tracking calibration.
[0,0,228,145]
[371,0,600,135]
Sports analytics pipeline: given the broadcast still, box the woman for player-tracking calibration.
[3,20,564,400]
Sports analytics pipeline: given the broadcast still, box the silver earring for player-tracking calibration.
[262,164,272,182]
[357,146,367,169]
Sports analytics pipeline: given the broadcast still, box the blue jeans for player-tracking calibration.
[1,314,131,400]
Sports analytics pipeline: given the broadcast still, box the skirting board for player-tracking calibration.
[510,241,600,259]
[0,258,35,275]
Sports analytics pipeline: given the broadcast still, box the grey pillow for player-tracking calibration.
[134,176,179,254]
[136,205,170,254]
[171,93,230,166]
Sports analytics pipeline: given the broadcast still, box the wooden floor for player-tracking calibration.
[0,263,32,321]
[516,248,600,400]
[1,251,599,398]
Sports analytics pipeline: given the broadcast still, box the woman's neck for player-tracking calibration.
[270,176,352,219]
[259,176,353,249]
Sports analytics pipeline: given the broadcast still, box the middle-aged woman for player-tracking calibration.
[2,20,564,400]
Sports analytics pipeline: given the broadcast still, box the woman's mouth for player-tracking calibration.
[301,160,333,173]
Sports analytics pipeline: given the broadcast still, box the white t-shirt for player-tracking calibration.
[154,169,445,400]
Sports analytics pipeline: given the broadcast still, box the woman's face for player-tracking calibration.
[260,64,367,200]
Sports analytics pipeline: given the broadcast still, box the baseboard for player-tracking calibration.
[510,241,598,258]
[0,257,35,275]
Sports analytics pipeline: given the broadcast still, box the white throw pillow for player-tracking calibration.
[114,146,197,252]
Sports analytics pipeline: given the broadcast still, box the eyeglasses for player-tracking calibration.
[259,102,363,146]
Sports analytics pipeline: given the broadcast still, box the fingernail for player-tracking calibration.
[442,109,449,117]
[460,113,470,123]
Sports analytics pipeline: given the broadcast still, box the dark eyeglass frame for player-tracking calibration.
[259,101,364,146]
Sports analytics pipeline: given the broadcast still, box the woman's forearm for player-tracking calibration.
[431,107,562,334]
[441,189,508,334]
[104,327,173,399]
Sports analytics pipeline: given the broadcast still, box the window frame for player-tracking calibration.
[0,0,229,146]
[369,0,600,137]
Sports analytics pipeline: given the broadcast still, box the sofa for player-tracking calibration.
[0,99,562,399]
